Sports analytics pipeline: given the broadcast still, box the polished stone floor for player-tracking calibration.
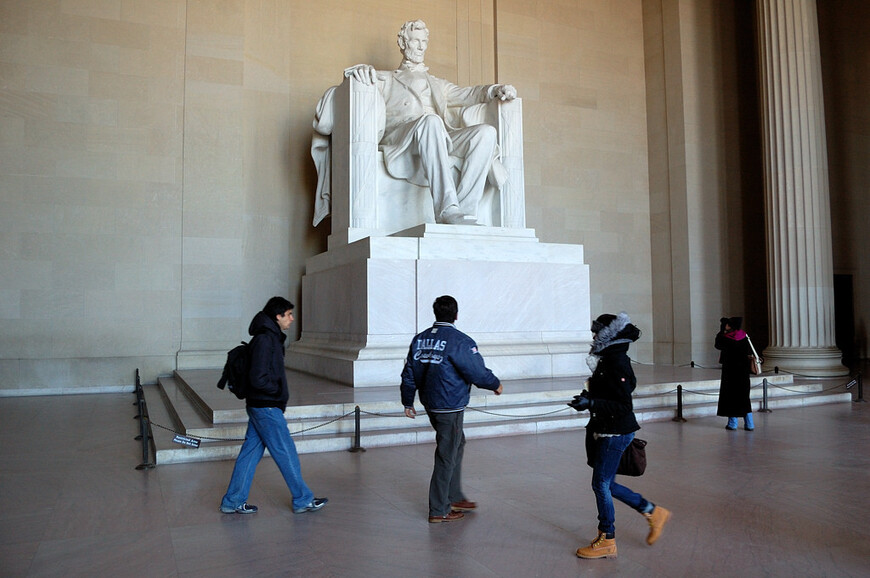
[1,390,868,577]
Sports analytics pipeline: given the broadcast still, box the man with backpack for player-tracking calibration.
[220,296,328,515]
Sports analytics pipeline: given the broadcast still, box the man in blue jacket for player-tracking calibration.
[220,297,328,515]
[401,295,503,522]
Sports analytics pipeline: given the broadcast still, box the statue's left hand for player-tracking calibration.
[491,84,517,101]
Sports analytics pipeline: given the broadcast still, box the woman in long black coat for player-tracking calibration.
[715,316,754,431]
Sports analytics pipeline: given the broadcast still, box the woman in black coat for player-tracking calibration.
[569,312,670,559]
[715,316,754,431]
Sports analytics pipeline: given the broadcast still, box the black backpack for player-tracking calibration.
[217,341,252,400]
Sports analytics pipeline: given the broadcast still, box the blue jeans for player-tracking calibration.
[590,432,651,535]
[221,406,314,511]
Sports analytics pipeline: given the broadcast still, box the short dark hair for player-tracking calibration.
[263,296,294,320]
[433,295,458,323]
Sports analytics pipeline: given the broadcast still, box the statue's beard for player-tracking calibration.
[401,57,428,73]
[404,51,425,65]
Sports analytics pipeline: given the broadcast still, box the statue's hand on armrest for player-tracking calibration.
[344,64,381,85]
[489,84,517,101]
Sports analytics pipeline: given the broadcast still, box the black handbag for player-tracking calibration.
[585,431,647,476]
[617,437,647,477]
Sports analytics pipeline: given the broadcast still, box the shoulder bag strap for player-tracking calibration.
[746,335,760,360]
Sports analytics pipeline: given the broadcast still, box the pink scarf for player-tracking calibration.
[724,329,746,341]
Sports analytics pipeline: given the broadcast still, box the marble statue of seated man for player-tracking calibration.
[341,19,517,225]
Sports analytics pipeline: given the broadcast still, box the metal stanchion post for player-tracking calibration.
[348,405,366,453]
[759,377,772,413]
[134,369,155,470]
[672,384,687,422]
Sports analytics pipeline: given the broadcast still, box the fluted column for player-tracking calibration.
[756,0,846,376]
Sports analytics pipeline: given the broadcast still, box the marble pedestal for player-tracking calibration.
[286,224,592,386]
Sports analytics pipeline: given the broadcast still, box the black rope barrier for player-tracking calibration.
[357,406,573,419]
[465,406,573,418]
[133,369,155,470]
[666,371,860,423]
[140,367,863,465]
[764,379,856,394]
[146,409,357,443]
[144,400,580,459]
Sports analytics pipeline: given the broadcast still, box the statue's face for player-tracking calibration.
[402,28,428,64]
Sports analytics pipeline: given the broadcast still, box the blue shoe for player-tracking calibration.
[744,413,755,431]
[221,502,258,514]
[293,497,328,514]
[725,418,738,430]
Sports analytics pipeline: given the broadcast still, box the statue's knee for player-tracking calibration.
[417,114,447,134]
[473,124,497,148]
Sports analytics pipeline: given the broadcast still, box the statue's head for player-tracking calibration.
[397,19,429,64]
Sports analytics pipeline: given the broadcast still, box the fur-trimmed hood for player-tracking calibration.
[590,311,640,355]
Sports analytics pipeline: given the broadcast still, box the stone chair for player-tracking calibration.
[312,76,526,248]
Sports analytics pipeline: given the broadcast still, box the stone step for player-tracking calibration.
[150,389,852,465]
[156,372,809,442]
[146,369,852,465]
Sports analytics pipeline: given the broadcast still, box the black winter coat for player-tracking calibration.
[715,331,752,417]
[586,342,641,435]
[245,311,290,411]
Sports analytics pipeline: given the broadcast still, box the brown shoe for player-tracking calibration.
[576,532,617,559]
[644,506,671,545]
[428,511,465,523]
[451,500,477,512]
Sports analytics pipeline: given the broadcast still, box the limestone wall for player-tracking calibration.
[0,1,648,393]
[1,1,865,393]
[642,0,767,366]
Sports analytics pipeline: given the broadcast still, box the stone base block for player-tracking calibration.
[286,224,592,386]
[761,346,849,377]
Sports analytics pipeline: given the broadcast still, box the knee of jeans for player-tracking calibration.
[590,478,610,496]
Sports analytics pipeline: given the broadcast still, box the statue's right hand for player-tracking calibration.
[345,64,378,85]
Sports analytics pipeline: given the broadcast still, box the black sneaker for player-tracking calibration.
[221,502,258,514]
[293,497,328,514]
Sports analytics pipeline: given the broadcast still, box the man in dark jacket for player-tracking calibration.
[401,295,503,523]
[220,297,328,515]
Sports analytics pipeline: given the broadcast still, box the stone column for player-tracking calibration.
[756,0,846,376]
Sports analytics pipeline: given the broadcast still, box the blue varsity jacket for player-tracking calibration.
[400,322,500,412]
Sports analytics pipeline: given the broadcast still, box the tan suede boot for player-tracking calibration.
[643,505,671,545]
[576,532,617,559]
